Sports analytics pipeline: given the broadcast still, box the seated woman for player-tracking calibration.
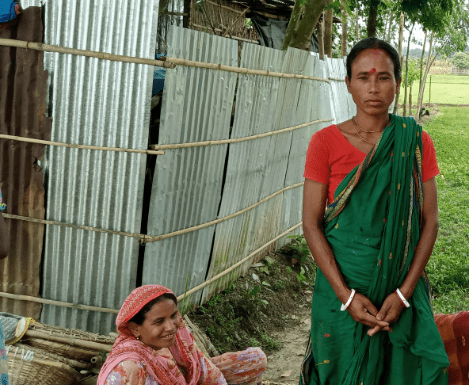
[98,285,267,385]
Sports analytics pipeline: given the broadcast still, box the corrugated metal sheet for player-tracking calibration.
[279,53,335,246]
[38,0,159,334]
[156,0,184,53]
[326,57,356,124]
[0,7,51,319]
[143,27,238,299]
[0,5,358,323]
[201,45,308,299]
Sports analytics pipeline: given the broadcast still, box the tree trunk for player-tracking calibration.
[183,0,191,28]
[393,12,405,114]
[409,85,412,116]
[385,13,393,42]
[318,16,325,60]
[282,0,302,50]
[418,29,428,98]
[355,8,359,43]
[416,31,435,120]
[366,0,379,37]
[282,0,329,51]
[403,23,414,117]
[324,0,333,56]
[341,0,348,57]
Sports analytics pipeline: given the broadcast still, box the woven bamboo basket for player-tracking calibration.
[6,343,81,385]
[24,336,102,361]
[21,322,115,360]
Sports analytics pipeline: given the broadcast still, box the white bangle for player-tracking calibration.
[340,289,356,311]
[395,288,410,308]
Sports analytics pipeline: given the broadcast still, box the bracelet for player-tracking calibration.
[340,289,356,311]
[395,288,410,308]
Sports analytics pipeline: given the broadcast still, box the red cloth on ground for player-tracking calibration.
[434,312,469,385]
[303,124,440,204]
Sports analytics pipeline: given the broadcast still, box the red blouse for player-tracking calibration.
[303,125,440,204]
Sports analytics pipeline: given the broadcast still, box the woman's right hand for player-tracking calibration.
[346,292,390,331]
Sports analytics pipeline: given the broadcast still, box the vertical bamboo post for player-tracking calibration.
[429,75,431,103]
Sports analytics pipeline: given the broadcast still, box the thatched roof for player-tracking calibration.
[233,0,295,19]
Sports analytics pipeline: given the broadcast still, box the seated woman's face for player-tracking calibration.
[130,299,182,350]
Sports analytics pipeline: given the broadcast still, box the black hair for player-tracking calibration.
[346,37,401,81]
[128,292,178,326]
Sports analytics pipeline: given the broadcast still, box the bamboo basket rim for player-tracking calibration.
[6,343,82,380]
[24,336,101,359]
[28,322,116,344]
[10,342,92,370]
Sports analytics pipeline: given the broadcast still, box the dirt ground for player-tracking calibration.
[263,304,311,384]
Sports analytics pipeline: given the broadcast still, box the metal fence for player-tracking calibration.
[1,16,355,334]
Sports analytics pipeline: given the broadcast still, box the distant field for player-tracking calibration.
[399,74,469,105]
[423,107,469,313]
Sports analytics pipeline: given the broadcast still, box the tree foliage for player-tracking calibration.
[403,58,420,86]
[452,52,469,69]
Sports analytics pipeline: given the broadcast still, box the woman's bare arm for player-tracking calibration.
[400,177,439,297]
[303,179,389,330]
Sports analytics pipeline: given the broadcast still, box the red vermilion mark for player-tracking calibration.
[372,49,381,57]
[370,68,376,73]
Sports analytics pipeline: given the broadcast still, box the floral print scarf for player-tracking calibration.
[97,285,203,385]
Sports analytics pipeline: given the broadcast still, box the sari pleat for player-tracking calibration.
[300,115,449,385]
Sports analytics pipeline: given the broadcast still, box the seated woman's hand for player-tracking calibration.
[367,293,405,336]
[347,292,390,332]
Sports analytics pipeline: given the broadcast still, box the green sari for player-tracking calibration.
[300,115,449,385]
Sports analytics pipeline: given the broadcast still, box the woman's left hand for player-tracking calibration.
[367,293,404,336]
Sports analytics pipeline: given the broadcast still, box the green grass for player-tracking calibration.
[423,107,469,313]
[399,74,469,105]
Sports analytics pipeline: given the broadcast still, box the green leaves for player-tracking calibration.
[451,52,469,69]
[424,106,469,313]
[400,0,454,31]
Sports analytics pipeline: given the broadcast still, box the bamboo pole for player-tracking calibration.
[0,38,175,68]
[0,292,119,314]
[0,134,165,156]
[149,119,333,150]
[0,38,332,82]
[0,222,303,314]
[176,222,302,302]
[24,330,113,352]
[222,7,250,37]
[2,213,151,242]
[143,182,304,243]
[28,338,103,360]
[12,343,91,369]
[206,0,244,13]
[3,182,304,244]
[191,23,260,43]
[164,56,330,82]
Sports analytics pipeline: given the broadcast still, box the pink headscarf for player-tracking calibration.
[97,285,202,385]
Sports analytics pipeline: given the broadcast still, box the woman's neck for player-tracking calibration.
[354,112,390,132]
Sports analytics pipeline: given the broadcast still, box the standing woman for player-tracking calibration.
[0,188,10,385]
[300,38,449,385]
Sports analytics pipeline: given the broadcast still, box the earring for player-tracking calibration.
[136,336,141,340]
